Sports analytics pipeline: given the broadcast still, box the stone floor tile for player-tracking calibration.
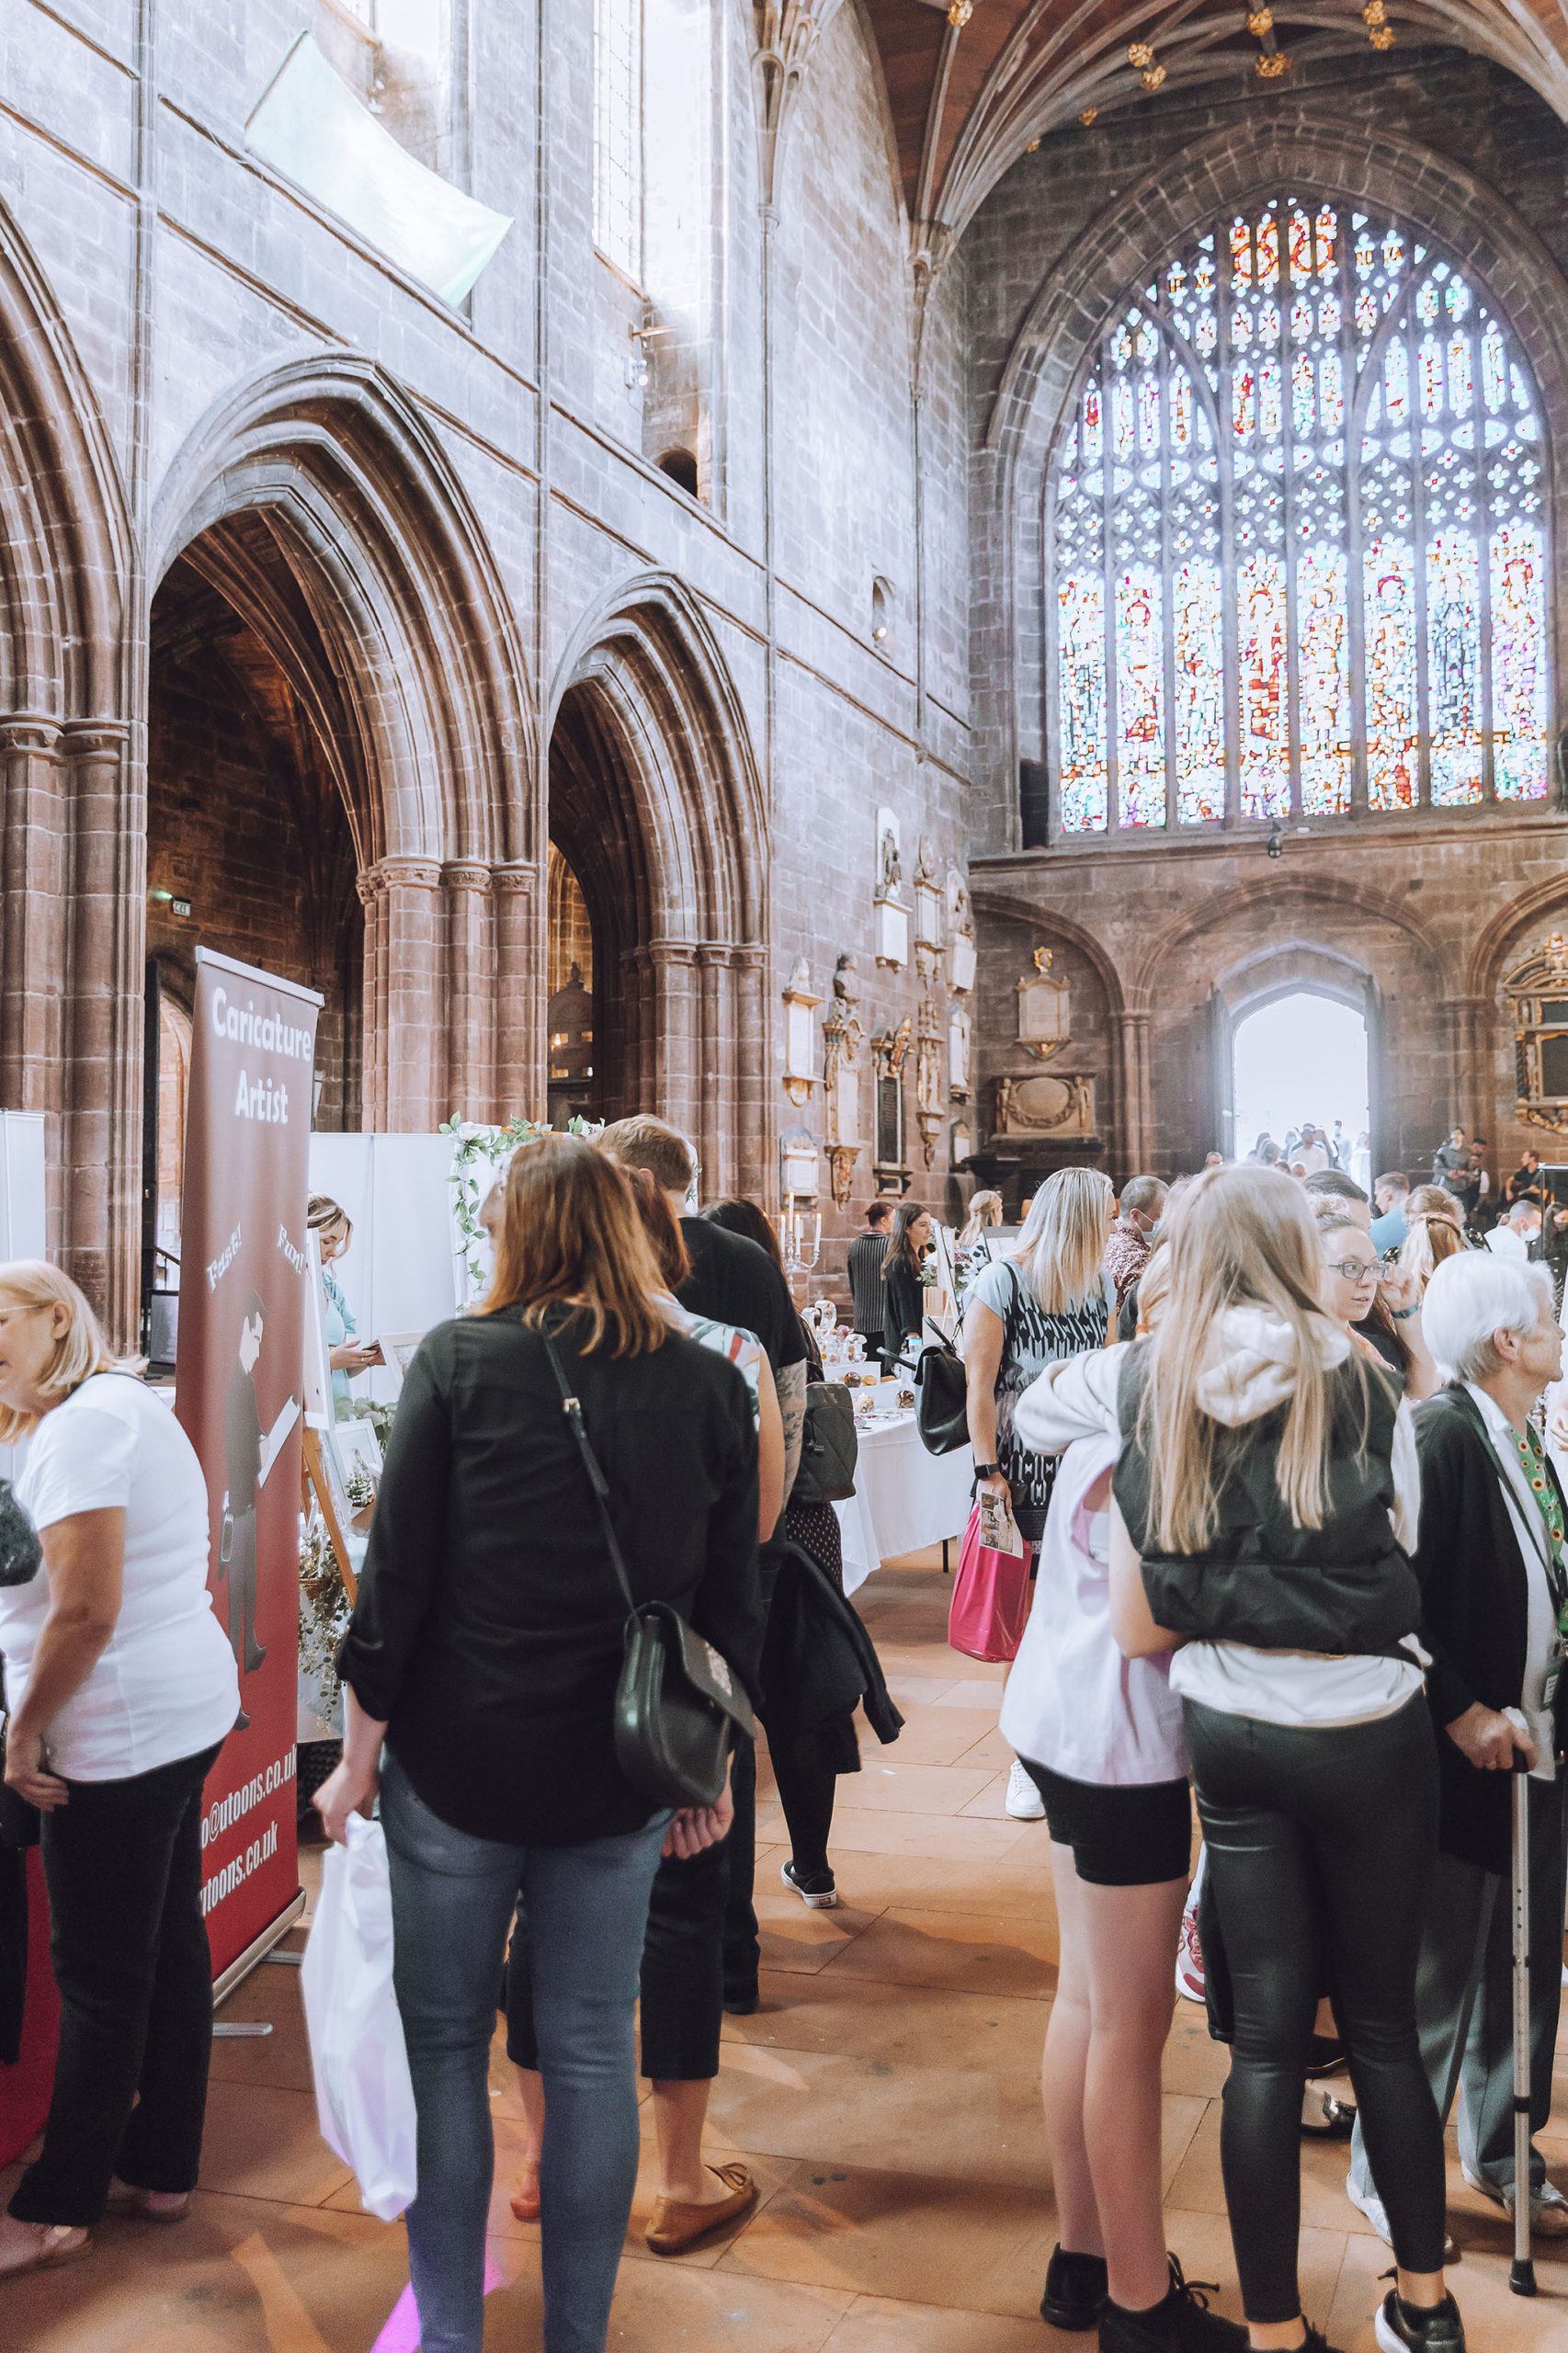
[819,1907,1059,1997]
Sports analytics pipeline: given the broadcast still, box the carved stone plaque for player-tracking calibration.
[994,1072,1096,1139]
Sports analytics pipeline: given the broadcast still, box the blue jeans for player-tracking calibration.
[379,1749,669,2353]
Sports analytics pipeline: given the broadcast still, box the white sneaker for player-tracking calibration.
[1346,2171,1393,2245]
[1006,1757,1046,1820]
[1461,2165,1568,2234]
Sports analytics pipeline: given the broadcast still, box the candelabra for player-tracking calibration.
[781,1193,822,1287]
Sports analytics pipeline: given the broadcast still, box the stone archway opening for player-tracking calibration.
[1233,991,1369,1171]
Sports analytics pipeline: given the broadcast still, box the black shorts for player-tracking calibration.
[1021,1760,1192,1888]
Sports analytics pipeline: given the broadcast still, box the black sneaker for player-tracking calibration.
[1039,2244,1108,2331]
[1374,2290,1464,2352]
[781,1859,838,1909]
[1098,2256,1249,2351]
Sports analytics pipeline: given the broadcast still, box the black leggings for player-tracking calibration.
[1185,1696,1446,2324]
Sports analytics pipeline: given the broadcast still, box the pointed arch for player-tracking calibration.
[148,355,540,1137]
[546,574,770,1201]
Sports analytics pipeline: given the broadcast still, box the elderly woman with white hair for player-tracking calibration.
[1347,1248,1568,2251]
[0,1261,239,2279]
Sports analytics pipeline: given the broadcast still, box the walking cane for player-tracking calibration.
[1508,1746,1535,2298]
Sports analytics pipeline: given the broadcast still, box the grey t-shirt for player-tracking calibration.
[967,1254,1115,1540]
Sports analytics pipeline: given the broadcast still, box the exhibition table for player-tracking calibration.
[833,1395,973,1596]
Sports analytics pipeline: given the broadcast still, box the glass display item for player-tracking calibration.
[1050,199,1549,835]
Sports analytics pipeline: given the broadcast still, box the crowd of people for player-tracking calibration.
[0,1119,1562,2353]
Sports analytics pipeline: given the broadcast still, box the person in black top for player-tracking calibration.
[319,1137,763,2353]
[881,1200,934,1370]
[846,1201,893,1354]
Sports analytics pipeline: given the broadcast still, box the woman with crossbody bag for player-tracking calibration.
[962,1168,1116,1818]
[318,1137,765,2353]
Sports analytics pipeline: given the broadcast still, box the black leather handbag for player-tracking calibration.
[543,1336,756,1810]
[915,1335,969,1456]
[0,1481,40,1589]
[791,1379,858,1505]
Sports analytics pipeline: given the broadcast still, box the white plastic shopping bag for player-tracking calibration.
[301,1812,418,2220]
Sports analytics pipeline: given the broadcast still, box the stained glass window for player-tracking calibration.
[1050,199,1551,834]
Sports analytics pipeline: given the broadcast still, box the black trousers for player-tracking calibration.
[225,1509,262,1673]
[1186,1696,1447,2323]
[9,1742,223,2228]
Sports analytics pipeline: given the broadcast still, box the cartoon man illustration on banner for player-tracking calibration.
[220,1288,301,1727]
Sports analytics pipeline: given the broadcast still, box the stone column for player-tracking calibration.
[356,867,389,1128]
[732,944,769,1208]
[442,861,491,1121]
[695,945,725,1198]
[377,858,445,1131]
[625,946,655,1118]
[493,861,541,1122]
[1117,1008,1153,1178]
[0,718,66,1125]
[649,941,699,1161]
[62,722,139,1339]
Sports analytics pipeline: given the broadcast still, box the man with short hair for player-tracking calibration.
[1507,1148,1544,1207]
[1434,1125,1475,1218]
[1297,1125,1332,1176]
[1370,1172,1410,1256]
[1104,1176,1167,1308]
[1485,1199,1543,1262]
[847,1200,894,1358]
[1347,1252,1568,2245]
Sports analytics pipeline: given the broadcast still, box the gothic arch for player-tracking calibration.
[0,199,135,1326]
[546,575,770,1201]
[1127,870,1451,1010]
[149,355,540,1136]
[983,112,1568,827]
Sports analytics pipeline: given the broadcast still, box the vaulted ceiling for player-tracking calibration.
[858,0,1568,267]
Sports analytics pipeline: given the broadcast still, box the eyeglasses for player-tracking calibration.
[1325,1259,1380,1283]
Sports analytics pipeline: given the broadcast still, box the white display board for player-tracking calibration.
[307,1133,459,1406]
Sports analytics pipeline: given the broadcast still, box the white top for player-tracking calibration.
[1167,1395,1426,1730]
[2,1372,240,1779]
[1000,1430,1187,1787]
[1462,1382,1558,1784]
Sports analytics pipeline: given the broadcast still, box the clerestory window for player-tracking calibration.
[594,0,643,282]
[1049,198,1551,836]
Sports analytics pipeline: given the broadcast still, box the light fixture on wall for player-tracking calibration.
[1266,823,1284,860]
[947,0,973,26]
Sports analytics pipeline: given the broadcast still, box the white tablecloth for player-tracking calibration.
[833,1407,972,1596]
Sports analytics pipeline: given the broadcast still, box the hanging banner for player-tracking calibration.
[176,949,321,1983]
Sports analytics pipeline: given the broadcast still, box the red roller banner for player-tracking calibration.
[176,949,321,1983]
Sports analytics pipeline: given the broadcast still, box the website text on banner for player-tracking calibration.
[176,948,321,1981]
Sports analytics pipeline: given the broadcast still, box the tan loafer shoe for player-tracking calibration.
[0,2222,91,2279]
[645,2162,757,2256]
[105,2178,190,2224]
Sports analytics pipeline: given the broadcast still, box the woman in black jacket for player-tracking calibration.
[881,1199,933,1369]
[316,1137,764,2353]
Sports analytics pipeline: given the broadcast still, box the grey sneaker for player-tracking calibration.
[1460,2165,1568,2234]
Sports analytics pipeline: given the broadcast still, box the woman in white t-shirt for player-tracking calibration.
[0,1262,238,2281]
[1108,1171,1462,2353]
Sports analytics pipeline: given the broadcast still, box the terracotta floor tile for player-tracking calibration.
[797,1804,1035,1860]
[957,1769,1015,1818]
[929,1676,1013,1708]
[199,2080,354,2209]
[715,2158,1052,2313]
[822,1760,998,1816]
[479,2240,857,2350]
[860,1707,1000,1766]
[705,2047,1051,2187]
[820,1907,1060,1997]
[820,2290,1073,2350]
[726,1971,1049,2072]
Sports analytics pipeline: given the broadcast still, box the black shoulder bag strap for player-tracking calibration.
[540,1332,639,1617]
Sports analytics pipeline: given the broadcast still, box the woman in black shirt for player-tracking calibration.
[317,1136,764,2353]
[881,1199,934,1368]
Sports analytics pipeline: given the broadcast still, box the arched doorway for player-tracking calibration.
[138,358,540,1333]
[1233,992,1370,1172]
[544,580,768,1201]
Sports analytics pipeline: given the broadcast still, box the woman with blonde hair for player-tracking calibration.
[963,1165,1116,1819]
[1108,1167,1464,2353]
[318,1136,765,2353]
[0,1261,239,2280]
[1397,1192,1465,1296]
[958,1189,1005,1252]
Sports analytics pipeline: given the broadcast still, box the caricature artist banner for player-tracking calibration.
[176,949,321,1981]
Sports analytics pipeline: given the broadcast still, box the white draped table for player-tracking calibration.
[832,1396,973,1597]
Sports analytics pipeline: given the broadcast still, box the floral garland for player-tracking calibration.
[441,1113,604,1291]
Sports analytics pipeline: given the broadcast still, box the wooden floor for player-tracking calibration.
[4,1554,1566,2351]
